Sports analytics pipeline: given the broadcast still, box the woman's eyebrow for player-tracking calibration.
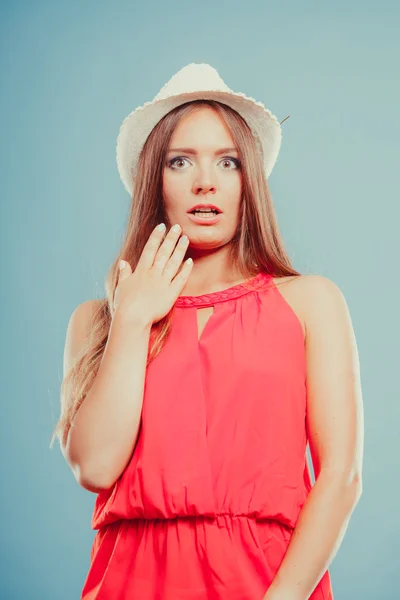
[167,147,238,155]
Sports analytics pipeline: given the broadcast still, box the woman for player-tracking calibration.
[51,63,363,599]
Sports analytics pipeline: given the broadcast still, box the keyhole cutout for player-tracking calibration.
[196,306,215,342]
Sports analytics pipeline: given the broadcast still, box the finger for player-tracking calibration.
[163,234,190,280]
[152,225,182,271]
[136,224,167,271]
[118,259,132,282]
[170,257,193,295]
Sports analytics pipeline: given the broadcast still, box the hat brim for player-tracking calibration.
[116,90,282,197]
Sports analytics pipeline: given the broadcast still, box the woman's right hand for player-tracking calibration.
[113,223,193,325]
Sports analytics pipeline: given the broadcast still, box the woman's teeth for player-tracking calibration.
[192,210,218,218]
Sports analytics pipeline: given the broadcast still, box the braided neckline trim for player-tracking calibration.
[175,271,273,308]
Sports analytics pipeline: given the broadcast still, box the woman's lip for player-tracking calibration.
[187,212,222,225]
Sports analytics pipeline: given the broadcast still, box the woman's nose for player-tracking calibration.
[193,182,216,194]
[192,171,216,194]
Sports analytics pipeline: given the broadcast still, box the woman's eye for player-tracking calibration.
[168,157,189,169]
[221,158,240,169]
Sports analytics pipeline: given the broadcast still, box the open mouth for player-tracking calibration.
[189,209,220,216]
[187,210,222,224]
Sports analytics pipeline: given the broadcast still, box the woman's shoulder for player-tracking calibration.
[270,274,343,341]
[70,298,104,323]
[63,299,105,376]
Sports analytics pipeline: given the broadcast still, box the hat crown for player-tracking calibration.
[153,63,231,101]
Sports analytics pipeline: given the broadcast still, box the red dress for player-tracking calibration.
[81,271,334,599]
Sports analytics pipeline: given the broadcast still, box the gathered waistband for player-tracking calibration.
[122,513,291,528]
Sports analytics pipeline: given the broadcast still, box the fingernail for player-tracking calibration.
[119,260,126,269]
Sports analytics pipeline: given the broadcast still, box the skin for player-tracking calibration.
[162,105,246,296]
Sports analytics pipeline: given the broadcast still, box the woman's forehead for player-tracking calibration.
[169,110,236,148]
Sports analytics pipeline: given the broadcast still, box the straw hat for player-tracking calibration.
[116,63,286,197]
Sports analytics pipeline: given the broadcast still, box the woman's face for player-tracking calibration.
[162,106,242,251]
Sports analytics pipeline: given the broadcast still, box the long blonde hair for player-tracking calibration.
[49,99,301,449]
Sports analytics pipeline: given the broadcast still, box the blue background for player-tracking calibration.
[1,0,398,598]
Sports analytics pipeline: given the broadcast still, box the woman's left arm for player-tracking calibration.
[263,275,364,600]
